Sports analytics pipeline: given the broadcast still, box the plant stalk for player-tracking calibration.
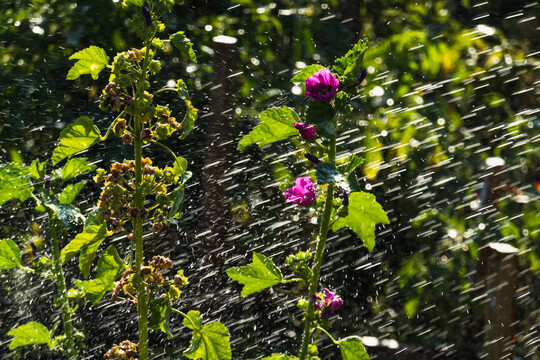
[49,215,77,360]
[298,115,338,360]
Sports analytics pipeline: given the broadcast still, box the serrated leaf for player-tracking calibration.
[226,252,283,297]
[60,157,96,183]
[184,321,231,360]
[52,117,101,166]
[333,38,368,78]
[315,163,342,185]
[29,160,47,180]
[0,239,21,270]
[332,192,389,252]
[336,154,365,178]
[66,46,109,80]
[61,222,111,264]
[168,186,185,220]
[238,107,300,151]
[149,297,173,339]
[305,101,336,139]
[43,200,85,228]
[74,245,125,305]
[182,310,203,331]
[8,322,51,350]
[58,181,86,205]
[0,163,33,206]
[338,336,370,360]
[262,355,298,360]
[170,31,197,63]
[291,64,325,83]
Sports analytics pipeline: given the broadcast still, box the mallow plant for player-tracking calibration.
[227,39,389,360]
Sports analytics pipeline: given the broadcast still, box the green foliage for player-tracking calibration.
[7,322,51,350]
[237,107,300,151]
[332,192,389,251]
[42,199,85,228]
[333,38,368,79]
[262,355,299,360]
[291,65,326,83]
[315,163,342,185]
[0,239,21,270]
[305,101,336,139]
[0,163,33,206]
[336,155,364,179]
[226,252,283,297]
[61,222,111,264]
[58,181,87,205]
[170,31,197,63]
[338,336,370,360]
[66,46,109,80]
[60,158,97,183]
[176,80,199,140]
[51,117,101,166]
[29,160,47,180]
[74,245,125,305]
[149,297,173,339]
[183,310,232,360]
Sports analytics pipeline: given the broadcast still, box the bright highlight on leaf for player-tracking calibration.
[8,322,51,350]
[333,38,368,78]
[0,239,21,270]
[332,192,389,252]
[338,336,370,360]
[183,310,232,360]
[66,46,109,80]
[238,107,300,151]
[291,64,325,83]
[61,222,112,264]
[226,252,283,297]
[60,157,96,183]
[170,31,197,63]
[0,163,33,206]
[52,117,101,166]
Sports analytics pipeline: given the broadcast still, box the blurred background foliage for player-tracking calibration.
[0,0,538,359]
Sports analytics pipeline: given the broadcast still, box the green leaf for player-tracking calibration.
[226,252,283,297]
[78,235,106,279]
[173,157,188,176]
[291,64,325,83]
[332,192,389,252]
[0,239,21,270]
[61,222,111,264]
[60,157,96,183]
[0,163,34,206]
[52,117,101,166]
[315,163,342,185]
[182,310,203,331]
[66,46,109,80]
[74,245,125,305]
[262,355,298,360]
[184,318,231,360]
[170,31,197,63]
[42,199,85,228]
[8,322,51,350]
[149,296,173,339]
[168,186,185,220]
[404,297,420,318]
[336,154,365,178]
[179,101,198,140]
[58,181,87,205]
[338,336,370,360]
[238,107,300,151]
[305,101,336,139]
[29,160,47,180]
[333,38,368,78]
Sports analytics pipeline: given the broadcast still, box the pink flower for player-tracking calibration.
[293,122,317,142]
[310,288,343,318]
[304,69,339,102]
[283,177,316,207]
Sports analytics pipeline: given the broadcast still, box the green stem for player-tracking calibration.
[49,215,77,360]
[316,326,339,345]
[17,264,35,273]
[153,87,178,96]
[298,115,338,360]
[171,308,196,329]
[151,140,179,164]
[100,110,126,141]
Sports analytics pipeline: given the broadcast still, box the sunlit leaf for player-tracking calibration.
[179,101,198,140]
[338,336,370,360]
[66,46,109,80]
[170,31,197,63]
[168,187,185,220]
[52,117,101,166]
[58,181,87,205]
[238,107,300,151]
[182,310,203,331]
[336,154,365,178]
[0,239,21,270]
[43,200,85,228]
[78,234,106,279]
[332,192,389,251]
[183,311,231,360]
[404,297,420,318]
[333,38,368,78]
[60,158,96,183]
[0,163,33,206]
[149,296,173,339]
[226,252,283,297]
[29,160,47,180]
[291,64,325,83]
[61,222,111,264]
[8,322,51,350]
[262,355,298,360]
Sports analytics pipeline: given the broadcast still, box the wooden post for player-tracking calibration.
[199,35,238,248]
[482,242,519,360]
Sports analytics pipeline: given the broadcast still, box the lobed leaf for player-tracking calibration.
[29,160,47,180]
[238,107,300,151]
[338,336,370,360]
[332,192,389,252]
[58,181,87,205]
[315,162,342,185]
[291,64,325,83]
[0,163,34,206]
[262,355,298,360]
[61,222,111,264]
[184,320,231,360]
[52,117,101,166]
[333,38,368,78]
[60,157,96,183]
[42,200,85,228]
[226,252,283,297]
[170,31,197,63]
[0,239,21,270]
[66,46,109,80]
[149,296,173,339]
[7,322,51,350]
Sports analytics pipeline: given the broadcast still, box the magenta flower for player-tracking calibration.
[293,122,317,142]
[283,177,316,207]
[304,69,339,102]
[310,288,343,318]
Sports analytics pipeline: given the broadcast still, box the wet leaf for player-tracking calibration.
[0,163,33,206]
[333,38,368,78]
[43,200,85,228]
[291,64,325,83]
[238,107,300,151]
[315,163,341,185]
[183,312,231,360]
[0,239,21,270]
[52,117,101,166]
[262,355,298,360]
[332,192,389,251]
[8,322,51,350]
[226,252,283,297]
[170,31,197,63]
[338,336,370,360]
[58,181,86,205]
[66,46,109,80]
[61,222,111,264]
[60,158,96,183]
[149,296,173,339]
[336,154,365,178]
[182,310,203,331]
[29,160,47,180]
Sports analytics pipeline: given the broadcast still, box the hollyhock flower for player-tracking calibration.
[304,69,339,102]
[283,177,316,207]
[293,122,317,142]
[304,153,322,165]
[311,288,343,318]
